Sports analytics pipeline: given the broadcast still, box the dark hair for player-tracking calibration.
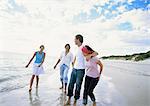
[65,44,70,49]
[75,34,83,43]
[40,45,45,49]
[85,45,94,53]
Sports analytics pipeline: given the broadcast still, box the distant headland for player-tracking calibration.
[102,50,150,61]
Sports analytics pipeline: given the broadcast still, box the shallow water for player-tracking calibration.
[0,52,149,106]
[0,51,54,93]
[0,52,149,93]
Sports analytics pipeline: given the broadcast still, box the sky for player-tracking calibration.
[0,0,150,57]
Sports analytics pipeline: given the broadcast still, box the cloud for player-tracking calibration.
[0,0,150,56]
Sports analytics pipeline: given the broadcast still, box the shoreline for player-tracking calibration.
[101,58,150,63]
[103,61,150,106]
[0,60,149,106]
[0,71,126,106]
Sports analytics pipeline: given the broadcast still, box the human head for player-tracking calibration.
[82,45,94,56]
[75,34,83,46]
[65,44,70,51]
[40,45,45,51]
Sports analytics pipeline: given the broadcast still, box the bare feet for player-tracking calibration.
[65,98,71,105]
[73,99,77,104]
[93,101,96,106]
[65,101,70,105]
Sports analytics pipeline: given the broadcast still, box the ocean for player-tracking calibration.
[0,51,150,106]
[0,51,54,93]
[0,51,150,93]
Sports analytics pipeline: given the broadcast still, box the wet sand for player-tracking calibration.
[0,60,149,106]
[0,71,125,106]
[103,60,150,106]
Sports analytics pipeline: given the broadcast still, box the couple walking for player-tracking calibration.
[25,34,103,105]
[54,34,103,105]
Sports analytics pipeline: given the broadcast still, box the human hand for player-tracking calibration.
[54,65,57,69]
[25,65,29,68]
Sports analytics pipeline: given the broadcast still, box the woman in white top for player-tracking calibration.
[54,44,73,93]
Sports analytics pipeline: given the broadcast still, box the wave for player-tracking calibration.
[0,75,21,83]
[0,84,28,93]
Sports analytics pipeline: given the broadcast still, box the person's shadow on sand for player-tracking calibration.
[29,88,41,106]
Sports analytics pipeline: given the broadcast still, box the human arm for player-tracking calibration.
[85,51,98,60]
[72,56,76,68]
[96,60,103,79]
[25,52,36,68]
[54,59,61,69]
[54,52,63,69]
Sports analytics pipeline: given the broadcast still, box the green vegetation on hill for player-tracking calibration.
[102,51,150,61]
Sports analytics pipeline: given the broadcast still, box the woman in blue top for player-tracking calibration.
[25,45,46,92]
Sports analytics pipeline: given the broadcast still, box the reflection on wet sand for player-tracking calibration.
[57,90,97,106]
[58,90,67,106]
[29,88,41,106]
[28,87,98,106]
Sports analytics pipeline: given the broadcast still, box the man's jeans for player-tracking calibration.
[67,68,85,100]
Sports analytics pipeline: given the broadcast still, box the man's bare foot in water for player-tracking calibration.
[65,97,71,105]
[93,101,96,106]
[29,88,32,92]
[73,99,77,105]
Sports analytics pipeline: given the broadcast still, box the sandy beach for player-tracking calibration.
[0,0,150,105]
[0,59,149,106]
[103,60,150,106]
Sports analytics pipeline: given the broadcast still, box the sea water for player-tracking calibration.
[0,51,54,93]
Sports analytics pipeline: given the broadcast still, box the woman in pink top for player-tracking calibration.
[81,45,103,105]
